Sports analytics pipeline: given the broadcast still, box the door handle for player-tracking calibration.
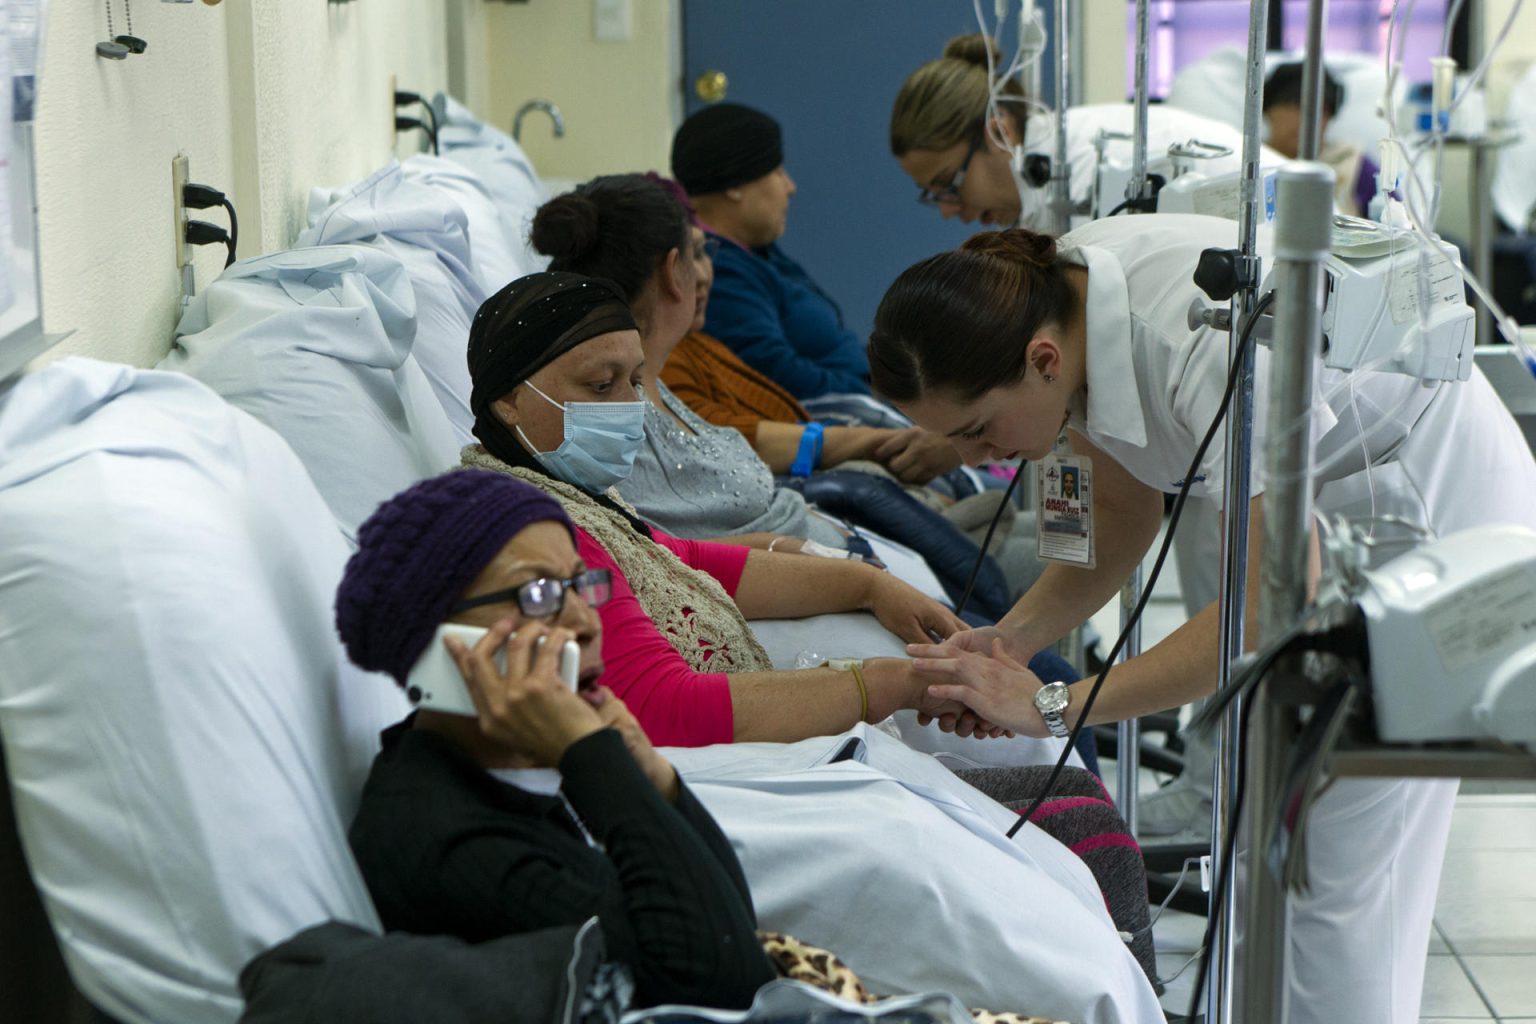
[694,70,728,103]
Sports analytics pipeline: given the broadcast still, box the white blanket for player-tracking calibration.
[668,727,1162,1024]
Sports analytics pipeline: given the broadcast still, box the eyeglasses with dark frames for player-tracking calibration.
[448,568,613,618]
[916,128,984,208]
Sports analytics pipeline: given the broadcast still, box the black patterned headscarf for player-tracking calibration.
[467,271,637,468]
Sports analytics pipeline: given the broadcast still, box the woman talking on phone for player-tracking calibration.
[336,471,775,1010]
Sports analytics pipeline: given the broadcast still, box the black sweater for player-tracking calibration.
[349,721,774,1009]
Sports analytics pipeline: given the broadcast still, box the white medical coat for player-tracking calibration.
[1058,214,1536,537]
[1053,213,1536,1024]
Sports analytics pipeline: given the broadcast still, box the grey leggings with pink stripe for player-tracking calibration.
[954,766,1157,987]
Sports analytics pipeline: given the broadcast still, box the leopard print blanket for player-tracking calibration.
[758,931,1069,1024]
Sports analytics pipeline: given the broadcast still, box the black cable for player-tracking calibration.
[395,115,438,154]
[182,183,225,210]
[953,460,1026,618]
[1006,288,1277,841]
[1185,666,1259,1023]
[219,197,238,265]
[185,219,235,269]
[419,100,440,155]
[183,183,238,267]
[394,89,439,153]
[1182,612,1369,1019]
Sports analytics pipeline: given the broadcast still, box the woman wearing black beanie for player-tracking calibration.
[672,103,871,402]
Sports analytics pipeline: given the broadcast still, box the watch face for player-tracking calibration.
[1035,683,1070,715]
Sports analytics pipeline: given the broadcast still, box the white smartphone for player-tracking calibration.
[405,624,581,717]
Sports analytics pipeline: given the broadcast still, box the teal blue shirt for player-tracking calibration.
[702,237,870,399]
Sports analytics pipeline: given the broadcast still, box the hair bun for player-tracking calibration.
[530,193,601,263]
[961,228,1058,270]
[943,33,1002,68]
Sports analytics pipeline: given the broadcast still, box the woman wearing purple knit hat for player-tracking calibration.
[336,469,776,1011]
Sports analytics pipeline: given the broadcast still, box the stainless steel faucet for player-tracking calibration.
[513,100,566,142]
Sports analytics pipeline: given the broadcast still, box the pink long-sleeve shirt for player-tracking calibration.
[576,527,748,748]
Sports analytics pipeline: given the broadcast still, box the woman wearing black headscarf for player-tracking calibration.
[460,270,971,748]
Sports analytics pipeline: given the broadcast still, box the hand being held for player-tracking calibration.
[873,427,963,485]
[907,624,1031,662]
[444,621,602,767]
[909,637,1050,737]
[866,572,968,646]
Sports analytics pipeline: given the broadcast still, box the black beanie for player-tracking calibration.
[671,103,784,196]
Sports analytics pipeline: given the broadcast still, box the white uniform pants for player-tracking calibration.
[1237,776,1457,1024]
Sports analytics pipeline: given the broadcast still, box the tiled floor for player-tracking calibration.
[1140,789,1536,1022]
[1089,524,1536,1022]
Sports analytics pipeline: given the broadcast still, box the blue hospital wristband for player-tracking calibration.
[790,422,825,478]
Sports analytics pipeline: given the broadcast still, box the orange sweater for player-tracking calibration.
[661,331,809,439]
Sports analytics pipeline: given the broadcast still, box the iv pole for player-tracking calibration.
[1049,0,1072,235]
[1207,1,1270,1020]
[1114,0,1154,836]
[1238,1,1334,1018]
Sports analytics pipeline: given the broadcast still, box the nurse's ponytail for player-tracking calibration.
[869,228,1075,403]
[890,34,1027,157]
[961,228,1058,271]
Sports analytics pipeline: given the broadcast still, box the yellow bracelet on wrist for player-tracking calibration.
[824,658,868,724]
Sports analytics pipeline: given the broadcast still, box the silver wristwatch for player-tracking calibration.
[1033,681,1072,738]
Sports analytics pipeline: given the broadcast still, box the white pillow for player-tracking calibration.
[432,93,551,277]
[301,164,488,445]
[402,153,540,294]
[162,246,460,542]
[0,358,409,1024]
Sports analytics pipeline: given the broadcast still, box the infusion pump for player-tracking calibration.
[1256,216,1475,383]
[1353,525,1536,748]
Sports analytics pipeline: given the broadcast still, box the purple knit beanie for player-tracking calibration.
[335,469,576,686]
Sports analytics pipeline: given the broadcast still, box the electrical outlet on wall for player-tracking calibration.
[592,0,631,43]
[172,154,190,269]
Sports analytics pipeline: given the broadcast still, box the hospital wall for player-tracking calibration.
[27,4,1529,375]
[478,1,681,186]
[35,0,480,371]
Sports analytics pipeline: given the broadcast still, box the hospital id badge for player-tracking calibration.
[1036,452,1095,569]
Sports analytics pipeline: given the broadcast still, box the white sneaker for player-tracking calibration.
[1134,775,1213,837]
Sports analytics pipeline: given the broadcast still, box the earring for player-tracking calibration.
[1042,373,1056,384]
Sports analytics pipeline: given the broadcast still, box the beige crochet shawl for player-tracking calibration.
[461,446,772,674]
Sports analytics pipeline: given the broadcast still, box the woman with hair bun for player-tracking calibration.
[870,213,1536,1024]
[528,173,857,553]
[890,33,1260,232]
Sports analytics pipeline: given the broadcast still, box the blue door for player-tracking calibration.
[681,2,1056,338]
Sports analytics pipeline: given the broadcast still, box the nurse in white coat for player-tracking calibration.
[890,34,1276,231]
[868,213,1536,1024]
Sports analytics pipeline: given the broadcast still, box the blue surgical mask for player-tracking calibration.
[515,380,647,493]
